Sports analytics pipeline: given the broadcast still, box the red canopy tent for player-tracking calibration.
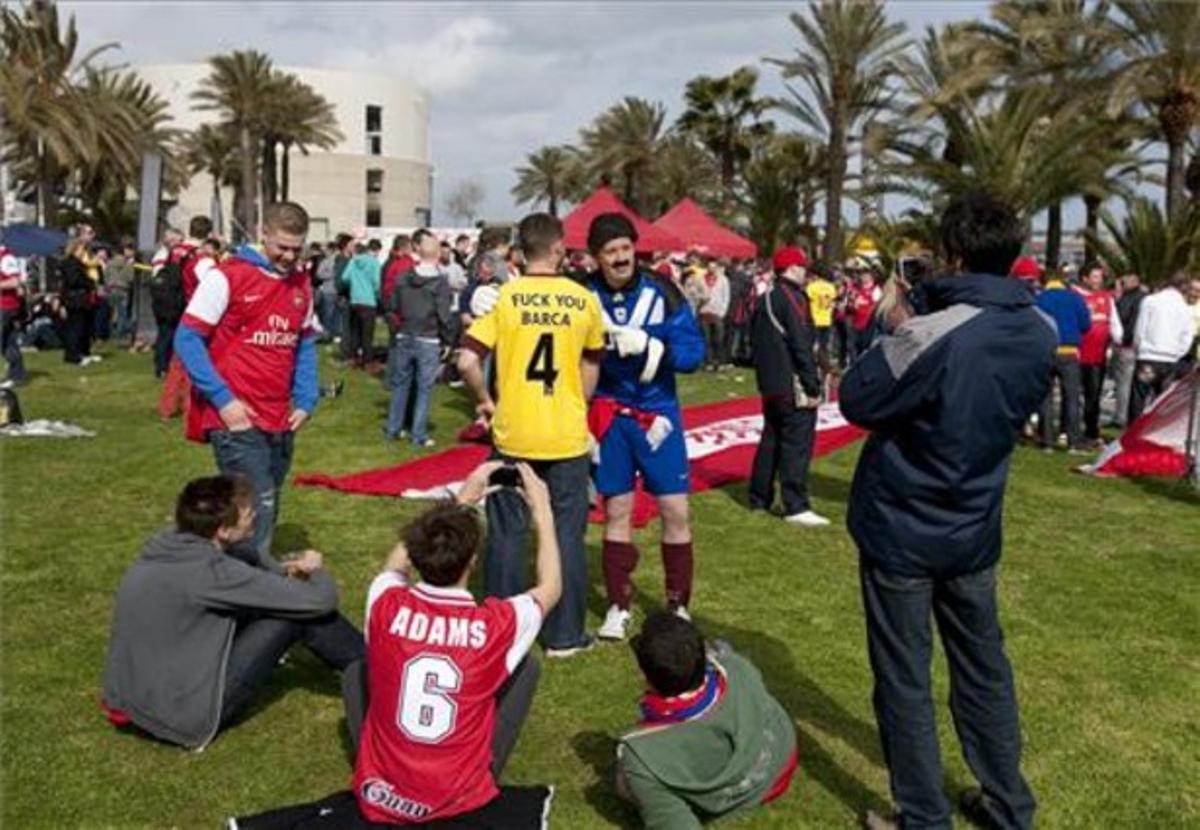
[653,198,758,259]
[561,187,683,253]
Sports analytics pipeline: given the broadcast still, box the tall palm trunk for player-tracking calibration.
[548,185,558,218]
[1045,202,1062,271]
[1083,194,1101,264]
[825,118,847,261]
[238,125,256,242]
[1165,135,1186,221]
[261,138,278,205]
[280,141,291,202]
[721,150,736,214]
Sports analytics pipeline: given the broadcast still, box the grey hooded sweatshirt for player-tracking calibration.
[101,530,339,749]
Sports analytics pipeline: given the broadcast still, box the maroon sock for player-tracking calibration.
[662,542,694,610]
[602,540,639,609]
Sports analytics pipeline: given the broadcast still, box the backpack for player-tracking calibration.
[150,252,189,324]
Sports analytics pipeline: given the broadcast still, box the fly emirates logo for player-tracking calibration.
[247,313,299,348]
[388,605,488,649]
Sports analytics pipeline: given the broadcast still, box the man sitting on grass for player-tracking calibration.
[229,460,559,829]
[616,612,798,829]
[101,475,364,750]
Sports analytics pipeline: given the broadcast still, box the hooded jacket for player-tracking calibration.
[101,530,339,749]
[840,274,1056,578]
[389,262,453,342]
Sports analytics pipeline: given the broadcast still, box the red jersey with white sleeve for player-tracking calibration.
[1075,286,1120,367]
[0,246,23,312]
[181,253,315,439]
[850,283,882,331]
[353,572,543,824]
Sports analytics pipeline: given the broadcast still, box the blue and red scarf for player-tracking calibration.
[639,662,728,725]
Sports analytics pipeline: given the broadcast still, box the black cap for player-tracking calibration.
[587,212,638,254]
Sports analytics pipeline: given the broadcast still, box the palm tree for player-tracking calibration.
[1109,1,1200,220]
[0,1,116,225]
[275,77,340,202]
[767,0,909,261]
[646,134,720,218]
[181,123,236,229]
[676,66,772,211]
[511,145,581,217]
[1085,196,1199,286]
[742,132,823,253]
[580,97,666,216]
[192,50,276,239]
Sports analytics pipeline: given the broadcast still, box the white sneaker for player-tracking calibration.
[597,605,631,641]
[784,510,831,527]
[673,605,691,622]
[544,635,596,659]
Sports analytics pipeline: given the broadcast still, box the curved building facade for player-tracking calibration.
[137,63,432,241]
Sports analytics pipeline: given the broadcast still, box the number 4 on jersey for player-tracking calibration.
[525,333,559,396]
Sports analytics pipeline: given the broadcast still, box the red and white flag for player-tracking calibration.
[294,396,865,527]
[1082,368,1198,479]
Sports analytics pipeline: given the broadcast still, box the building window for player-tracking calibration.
[366,105,382,156]
[366,205,382,227]
[366,169,384,194]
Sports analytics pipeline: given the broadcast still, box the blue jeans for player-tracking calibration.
[0,309,26,382]
[385,335,440,443]
[485,453,591,649]
[210,428,295,557]
[316,292,338,342]
[860,562,1035,830]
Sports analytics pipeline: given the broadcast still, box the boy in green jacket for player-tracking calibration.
[617,612,798,829]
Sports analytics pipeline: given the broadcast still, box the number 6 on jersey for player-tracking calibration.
[397,654,462,743]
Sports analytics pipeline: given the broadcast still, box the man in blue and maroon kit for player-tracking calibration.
[176,202,319,559]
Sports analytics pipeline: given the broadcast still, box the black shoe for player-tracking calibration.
[959,788,1002,829]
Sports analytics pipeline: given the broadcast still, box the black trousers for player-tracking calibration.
[1038,353,1083,448]
[341,655,540,778]
[348,304,377,363]
[62,308,91,364]
[220,612,365,728]
[860,562,1035,830]
[1080,361,1106,441]
[749,397,816,515]
[154,322,176,377]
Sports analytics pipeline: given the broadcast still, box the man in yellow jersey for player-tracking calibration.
[805,259,838,372]
[458,213,606,657]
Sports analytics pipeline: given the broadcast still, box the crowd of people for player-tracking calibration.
[0,188,1196,830]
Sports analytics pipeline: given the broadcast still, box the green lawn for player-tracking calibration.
[1,344,1197,829]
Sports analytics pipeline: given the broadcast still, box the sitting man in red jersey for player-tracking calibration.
[229,460,560,830]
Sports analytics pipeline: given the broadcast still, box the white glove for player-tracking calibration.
[609,325,650,357]
[470,284,500,317]
[645,416,673,452]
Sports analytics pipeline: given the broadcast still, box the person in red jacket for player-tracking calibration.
[158,216,215,420]
[1074,263,1123,443]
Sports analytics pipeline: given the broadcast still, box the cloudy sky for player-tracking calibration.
[65,1,993,222]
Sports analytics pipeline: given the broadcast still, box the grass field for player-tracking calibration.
[1,343,1197,829]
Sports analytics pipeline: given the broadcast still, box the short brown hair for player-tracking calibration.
[402,502,482,586]
[175,475,254,539]
[518,213,563,260]
[263,202,310,235]
[478,226,510,252]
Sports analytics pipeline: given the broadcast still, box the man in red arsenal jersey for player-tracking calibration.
[1074,263,1123,444]
[175,202,319,559]
[347,460,561,825]
[0,243,27,386]
[158,215,215,419]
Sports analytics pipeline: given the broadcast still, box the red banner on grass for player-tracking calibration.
[294,396,865,527]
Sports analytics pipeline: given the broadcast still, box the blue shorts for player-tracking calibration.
[593,414,690,497]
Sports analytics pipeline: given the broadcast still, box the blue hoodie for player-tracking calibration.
[840,274,1056,578]
[1035,280,1091,351]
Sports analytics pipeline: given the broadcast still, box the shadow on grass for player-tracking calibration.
[571,730,640,829]
[1132,475,1200,506]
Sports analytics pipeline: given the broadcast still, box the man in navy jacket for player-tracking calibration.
[840,193,1055,830]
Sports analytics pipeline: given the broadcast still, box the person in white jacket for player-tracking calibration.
[698,261,730,370]
[1130,272,1196,420]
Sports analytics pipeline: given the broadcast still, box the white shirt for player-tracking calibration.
[1134,287,1196,363]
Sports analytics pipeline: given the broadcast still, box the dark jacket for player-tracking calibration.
[750,279,820,400]
[840,274,1056,578]
[389,263,453,343]
[59,256,93,312]
[1116,288,1145,348]
[102,530,339,749]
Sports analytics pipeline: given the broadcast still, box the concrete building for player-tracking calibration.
[137,63,432,241]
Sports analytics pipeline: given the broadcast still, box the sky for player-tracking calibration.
[64,1,1009,224]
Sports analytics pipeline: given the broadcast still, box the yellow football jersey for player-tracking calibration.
[465,276,605,460]
[806,278,838,328]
